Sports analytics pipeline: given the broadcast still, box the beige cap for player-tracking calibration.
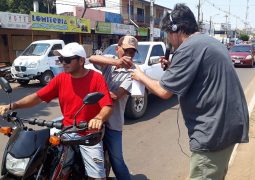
[121,35,138,50]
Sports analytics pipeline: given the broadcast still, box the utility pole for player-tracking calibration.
[245,0,249,33]
[225,14,228,44]
[197,0,201,29]
[209,16,212,35]
[150,0,154,41]
[128,0,131,21]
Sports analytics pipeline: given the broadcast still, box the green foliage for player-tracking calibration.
[0,0,56,14]
[239,34,249,41]
[0,0,8,11]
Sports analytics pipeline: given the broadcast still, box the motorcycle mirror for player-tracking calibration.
[73,92,104,127]
[83,92,104,105]
[0,77,12,93]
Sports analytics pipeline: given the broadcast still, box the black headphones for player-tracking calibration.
[169,13,178,32]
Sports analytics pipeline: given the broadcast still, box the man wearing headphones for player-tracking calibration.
[130,3,249,180]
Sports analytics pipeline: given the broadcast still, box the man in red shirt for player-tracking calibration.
[0,42,112,180]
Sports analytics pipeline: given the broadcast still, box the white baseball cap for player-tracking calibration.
[54,42,86,58]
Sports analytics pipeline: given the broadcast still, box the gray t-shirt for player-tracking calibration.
[101,65,132,131]
[160,33,249,152]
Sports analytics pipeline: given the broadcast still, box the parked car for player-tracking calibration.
[11,39,65,86]
[103,41,166,119]
[229,44,255,68]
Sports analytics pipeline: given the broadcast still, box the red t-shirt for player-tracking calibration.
[37,70,112,127]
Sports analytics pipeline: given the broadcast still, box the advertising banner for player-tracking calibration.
[0,12,30,29]
[95,21,111,34]
[111,23,136,36]
[153,28,161,38]
[138,27,148,36]
[85,0,105,8]
[31,12,91,33]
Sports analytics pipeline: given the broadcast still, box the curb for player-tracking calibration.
[228,75,255,167]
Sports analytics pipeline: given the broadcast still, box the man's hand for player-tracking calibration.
[129,64,145,82]
[110,92,117,101]
[88,118,103,130]
[0,105,10,116]
[160,56,170,71]
[116,56,133,69]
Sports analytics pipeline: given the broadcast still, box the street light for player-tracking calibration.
[209,13,219,36]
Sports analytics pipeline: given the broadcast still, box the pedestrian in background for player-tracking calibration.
[89,35,137,180]
[130,3,249,180]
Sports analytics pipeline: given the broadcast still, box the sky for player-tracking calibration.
[154,0,255,30]
[56,0,254,30]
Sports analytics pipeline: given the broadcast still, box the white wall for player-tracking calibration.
[56,0,121,14]
[94,0,121,14]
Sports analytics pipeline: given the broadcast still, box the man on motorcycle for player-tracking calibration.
[89,35,137,180]
[0,42,113,180]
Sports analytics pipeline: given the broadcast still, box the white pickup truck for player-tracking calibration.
[103,41,166,119]
[11,39,65,86]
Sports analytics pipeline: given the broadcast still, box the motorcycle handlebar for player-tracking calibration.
[21,118,63,129]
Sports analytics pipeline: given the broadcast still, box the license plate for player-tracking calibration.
[235,60,240,63]
[16,73,24,77]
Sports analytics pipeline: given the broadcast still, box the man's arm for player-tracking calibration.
[131,65,173,100]
[0,93,42,115]
[89,55,133,69]
[110,87,129,101]
[88,105,112,129]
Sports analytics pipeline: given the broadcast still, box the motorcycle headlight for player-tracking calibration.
[6,153,30,176]
[27,62,38,68]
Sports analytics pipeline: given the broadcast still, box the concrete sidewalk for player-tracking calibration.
[225,109,255,180]
[225,75,255,180]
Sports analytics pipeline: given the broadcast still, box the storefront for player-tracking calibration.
[0,12,59,64]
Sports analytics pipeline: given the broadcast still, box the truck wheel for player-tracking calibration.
[124,90,148,119]
[39,71,54,86]
[17,79,30,86]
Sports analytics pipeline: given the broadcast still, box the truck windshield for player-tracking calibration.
[22,43,50,56]
[103,44,149,64]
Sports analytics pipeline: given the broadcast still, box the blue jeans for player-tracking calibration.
[103,127,131,180]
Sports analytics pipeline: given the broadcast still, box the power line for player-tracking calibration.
[203,0,252,28]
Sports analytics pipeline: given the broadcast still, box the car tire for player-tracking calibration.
[17,79,30,86]
[124,90,148,119]
[39,70,54,86]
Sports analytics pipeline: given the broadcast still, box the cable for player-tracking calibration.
[204,0,252,28]
[176,105,190,158]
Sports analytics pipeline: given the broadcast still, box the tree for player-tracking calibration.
[2,0,56,14]
[0,0,8,11]
[239,34,249,42]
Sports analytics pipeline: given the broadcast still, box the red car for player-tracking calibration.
[229,44,255,68]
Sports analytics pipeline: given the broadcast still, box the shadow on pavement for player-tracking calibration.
[0,82,60,121]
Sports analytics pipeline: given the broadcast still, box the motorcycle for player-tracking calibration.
[0,77,111,179]
[0,66,15,83]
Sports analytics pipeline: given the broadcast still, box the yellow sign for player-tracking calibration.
[31,12,91,33]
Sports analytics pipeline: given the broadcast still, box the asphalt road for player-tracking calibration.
[0,67,255,179]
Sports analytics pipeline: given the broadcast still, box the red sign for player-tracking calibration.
[85,0,105,8]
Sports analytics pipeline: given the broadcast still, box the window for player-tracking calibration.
[49,44,63,57]
[137,8,144,22]
[150,45,164,57]
[22,43,50,56]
